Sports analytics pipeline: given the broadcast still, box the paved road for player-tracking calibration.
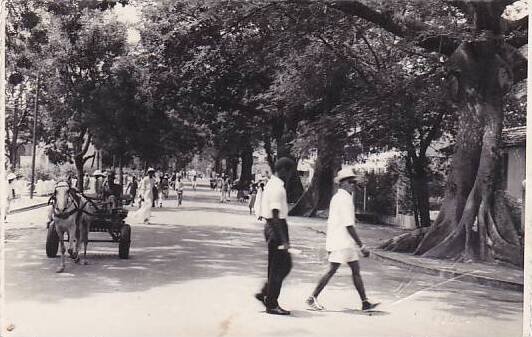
[4,186,523,336]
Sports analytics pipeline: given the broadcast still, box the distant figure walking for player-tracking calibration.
[248,183,258,214]
[130,168,156,224]
[192,174,197,191]
[220,177,229,203]
[306,168,378,312]
[255,181,265,220]
[4,173,16,222]
[126,176,138,206]
[176,177,184,206]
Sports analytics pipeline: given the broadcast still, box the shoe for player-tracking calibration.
[362,300,379,311]
[254,293,266,307]
[306,296,325,311]
[266,306,290,315]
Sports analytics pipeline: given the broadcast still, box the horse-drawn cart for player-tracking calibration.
[46,200,132,259]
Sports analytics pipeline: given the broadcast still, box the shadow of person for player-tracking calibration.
[340,308,390,316]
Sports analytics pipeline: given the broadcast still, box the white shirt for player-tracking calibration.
[326,189,356,251]
[260,175,288,219]
[138,176,155,200]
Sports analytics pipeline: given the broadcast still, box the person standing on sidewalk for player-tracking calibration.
[255,157,295,316]
[306,168,378,312]
[4,173,17,222]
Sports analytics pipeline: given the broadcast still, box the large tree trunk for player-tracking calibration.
[382,37,524,266]
[74,155,85,191]
[263,135,275,171]
[270,119,305,202]
[289,119,344,216]
[407,153,431,227]
[240,145,253,186]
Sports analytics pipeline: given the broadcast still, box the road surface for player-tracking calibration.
[3,186,523,336]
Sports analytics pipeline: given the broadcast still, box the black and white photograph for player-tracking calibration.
[0,0,530,336]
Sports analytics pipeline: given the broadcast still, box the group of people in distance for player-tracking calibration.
[128,168,188,224]
[255,157,378,315]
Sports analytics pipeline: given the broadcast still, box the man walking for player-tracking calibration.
[306,168,378,312]
[255,157,295,315]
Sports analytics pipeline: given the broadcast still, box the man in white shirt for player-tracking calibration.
[255,157,295,315]
[306,168,378,312]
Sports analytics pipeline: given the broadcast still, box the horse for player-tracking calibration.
[51,181,82,273]
[51,182,98,272]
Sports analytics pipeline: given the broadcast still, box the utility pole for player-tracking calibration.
[363,184,367,212]
[396,181,400,216]
[29,74,40,199]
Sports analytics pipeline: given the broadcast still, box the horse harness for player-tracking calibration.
[51,182,99,220]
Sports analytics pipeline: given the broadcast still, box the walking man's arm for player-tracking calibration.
[347,226,369,257]
[272,208,290,250]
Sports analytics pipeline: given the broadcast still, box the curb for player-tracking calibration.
[370,250,523,292]
[9,202,49,214]
[305,226,523,292]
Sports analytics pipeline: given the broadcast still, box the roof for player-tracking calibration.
[502,126,526,147]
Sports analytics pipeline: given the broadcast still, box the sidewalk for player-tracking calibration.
[8,196,50,214]
[304,221,524,292]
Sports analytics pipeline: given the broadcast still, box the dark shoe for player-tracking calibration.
[362,300,380,311]
[266,306,290,315]
[254,293,266,307]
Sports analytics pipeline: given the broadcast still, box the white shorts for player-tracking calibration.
[328,247,359,263]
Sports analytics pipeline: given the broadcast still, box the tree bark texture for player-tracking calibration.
[289,119,344,216]
[383,38,524,266]
[406,153,431,228]
[240,145,254,186]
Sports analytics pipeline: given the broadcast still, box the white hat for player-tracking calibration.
[93,170,103,177]
[7,173,16,181]
[334,168,356,184]
[147,167,155,173]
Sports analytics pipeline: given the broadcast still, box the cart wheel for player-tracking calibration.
[46,223,59,258]
[119,224,131,259]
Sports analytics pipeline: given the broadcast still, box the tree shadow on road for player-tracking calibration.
[6,222,325,304]
[5,209,522,324]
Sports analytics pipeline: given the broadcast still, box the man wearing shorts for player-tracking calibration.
[306,167,378,312]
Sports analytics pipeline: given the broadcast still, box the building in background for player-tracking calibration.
[501,126,526,201]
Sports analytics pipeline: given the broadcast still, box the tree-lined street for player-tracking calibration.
[3,0,528,335]
[4,184,523,336]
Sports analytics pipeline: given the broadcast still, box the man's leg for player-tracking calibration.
[312,263,340,298]
[265,248,292,310]
[347,261,367,301]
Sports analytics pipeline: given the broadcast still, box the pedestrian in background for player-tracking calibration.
[4,173,17,222]
[192,174,197,190]
[217,174,224,192]
[83,173,90,191]
[126,176,138,206]
[306,168,378,312]
[255,181,265,220]
[255,157,295,315]
[130,168,156,224]
[176,177,184,206]
[248,183,258,214]
[220,176,229,203]
[226,177,232,201]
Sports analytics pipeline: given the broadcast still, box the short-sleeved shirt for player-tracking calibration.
[326,189,356,251]
[260,175,288,219]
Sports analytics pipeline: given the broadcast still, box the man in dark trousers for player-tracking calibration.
[255,157,295,315]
